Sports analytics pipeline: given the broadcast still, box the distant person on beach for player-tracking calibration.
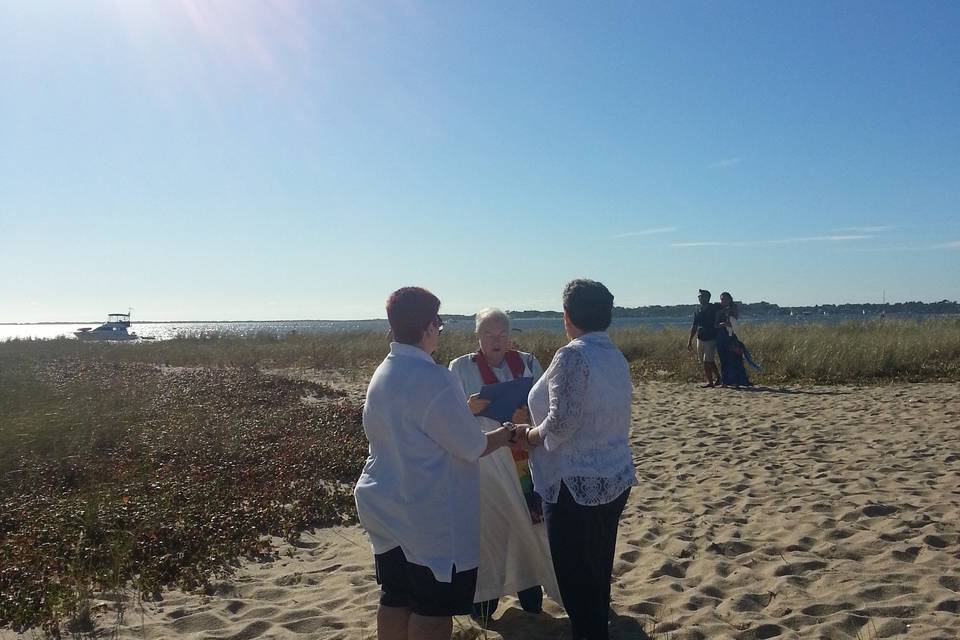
[354,287,524,640]
[448,308,560,622]
[518,279,637,640]
[716,292,753,388]
[687,289,721,387]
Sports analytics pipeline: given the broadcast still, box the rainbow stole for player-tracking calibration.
[473,350,543,525]
[511,447,543,524]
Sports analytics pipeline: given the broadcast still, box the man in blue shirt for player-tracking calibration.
[687,289,721,387]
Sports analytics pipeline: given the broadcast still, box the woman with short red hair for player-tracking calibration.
[354,287,521,640]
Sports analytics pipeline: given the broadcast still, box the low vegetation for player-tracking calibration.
[5,317,958,383]
[0,358,366,635]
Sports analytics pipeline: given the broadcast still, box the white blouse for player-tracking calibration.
[354,343,487,582]
[528,332,637,506]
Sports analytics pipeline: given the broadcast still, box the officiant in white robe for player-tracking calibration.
[448,308,560,621]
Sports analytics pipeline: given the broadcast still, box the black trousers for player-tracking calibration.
[544,482,631,640]
[472,584,543,619]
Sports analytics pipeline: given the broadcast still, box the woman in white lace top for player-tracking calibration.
[522,279,637,640]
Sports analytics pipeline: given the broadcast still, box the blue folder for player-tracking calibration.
[477,377,534,423]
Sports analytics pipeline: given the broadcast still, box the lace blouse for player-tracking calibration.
[528,332,637,506]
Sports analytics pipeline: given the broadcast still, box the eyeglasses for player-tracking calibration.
[432,316,444,333]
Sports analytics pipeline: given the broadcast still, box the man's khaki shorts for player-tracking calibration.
[697,339,717,363]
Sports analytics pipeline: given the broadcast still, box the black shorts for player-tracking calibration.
[374,546,477,617]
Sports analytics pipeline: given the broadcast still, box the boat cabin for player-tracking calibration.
[106,313,132,327]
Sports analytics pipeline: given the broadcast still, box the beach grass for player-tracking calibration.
[4,317,958,384]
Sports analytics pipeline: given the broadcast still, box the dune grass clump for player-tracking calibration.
[0,357,367,636]
[736,318,960,383]
[616,318,960,384]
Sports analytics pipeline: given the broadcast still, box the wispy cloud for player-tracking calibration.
[706,157,742,169]
[611,227,679,239]
[831,225,896,233]
[848,246,934,253]
[765,234,872,244]
[670,234,873,248]
[846,239,960,252]
[669,241,728,247]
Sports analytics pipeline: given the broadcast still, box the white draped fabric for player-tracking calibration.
[449,353,561,605]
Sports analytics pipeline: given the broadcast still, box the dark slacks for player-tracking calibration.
[544,482,630,640]
[472,585,543,620]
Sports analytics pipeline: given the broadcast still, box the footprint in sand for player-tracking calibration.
[224,619,272,640]
[685,594,717,611]
[839,510,862,523]
[171,611,228,633]
[853,604,917,618]
[619,549,641,563]
[247,587,289,601]
[707,540,754,557]
[935,599,960,613]
[698,584,724,599]
[856,583,916,602]
[923,534,949,548]
[650,559,688,579]
[224,600,245,614]
[626,601,661,616]
[818,613,873,638]
[283,616,344,633]
[800,602,855,616]
[879,528,914,542]
[238,606,280,621]
[736,623,784,639]
[728,592,775,612]
[939,575,960,592]
[890,546,920,562]
[774,560,827,577]
[827,527,855,540]
[862,503,899,518]
[784,536,815,552]
[272,573,303,587]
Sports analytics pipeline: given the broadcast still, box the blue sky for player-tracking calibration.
[1,1,958,321]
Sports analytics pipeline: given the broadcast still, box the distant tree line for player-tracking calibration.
[501,300,960,319]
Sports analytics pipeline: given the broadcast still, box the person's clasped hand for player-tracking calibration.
[511,406,531,425]
[510,423,535,452]
[507,423,529,451]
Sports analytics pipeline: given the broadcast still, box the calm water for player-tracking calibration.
[0,312,913,342]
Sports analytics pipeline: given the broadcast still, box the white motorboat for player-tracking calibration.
[74,313,138,341]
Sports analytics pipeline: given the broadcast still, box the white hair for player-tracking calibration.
[475,307,510,333]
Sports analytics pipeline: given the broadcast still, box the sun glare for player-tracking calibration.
[110,0,317,75]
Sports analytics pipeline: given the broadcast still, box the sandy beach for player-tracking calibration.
[7,380,958,640]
